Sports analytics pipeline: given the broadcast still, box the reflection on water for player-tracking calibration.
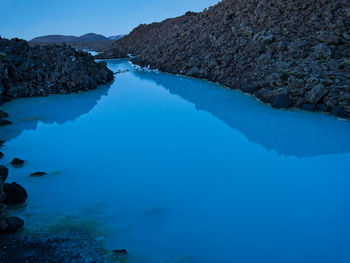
[0,60,350,263]
[0,84,110,141]
[134,70,350,157]
[2,60,350,157]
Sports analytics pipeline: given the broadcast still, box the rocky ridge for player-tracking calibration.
[0,37,113,103]
[98,0,350,118]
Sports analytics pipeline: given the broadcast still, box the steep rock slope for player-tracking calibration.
[99,0,350,118]
[0,38,113,101]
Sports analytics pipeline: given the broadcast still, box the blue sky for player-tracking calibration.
[0,0,219,40]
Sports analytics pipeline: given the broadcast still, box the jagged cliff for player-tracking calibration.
[98,0,350,118]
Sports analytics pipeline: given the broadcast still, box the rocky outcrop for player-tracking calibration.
[3,182,28,205]
[0,37,113,102]
[99,0,350,118]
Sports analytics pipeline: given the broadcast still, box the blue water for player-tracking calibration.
[1,59,350,263]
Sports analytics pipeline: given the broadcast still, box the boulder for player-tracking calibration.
[302,104,317,111]
[305,84,328,104]
[0,110,8,118]
[0,119,12,126]
[331,106,347,118]
[240,83,260,94]
[10,158,24,168]
[3,182,28,205]
[0,217,24,233]
[0,166,8,182]
[272,94,292,109]
[256,88,284,104]
[316,104,331,112]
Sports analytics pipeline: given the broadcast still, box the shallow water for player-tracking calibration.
[1,59,350,263]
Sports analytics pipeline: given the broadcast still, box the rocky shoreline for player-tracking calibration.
[0,37,113,102]
[98,0,350,119]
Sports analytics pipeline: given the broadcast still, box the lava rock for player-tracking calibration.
[3,217,24,233]
[0,119,12,126]
[113,249,128,256]
[331,106,347,118]
[240,83,260,94]
[3,182,28,205]
[302,104,317,111]
[316,104,331,112]
[97,0,350,119]
[0,152,3,159]
[0,140,4,147]
[0,165,9,182]
[0,110,9,118]
[30,172,48,177]
[272,94,292,109]
[10,158,24,168]
[0,38,114,100]
[305,84,328,104]
[256,89,279,104]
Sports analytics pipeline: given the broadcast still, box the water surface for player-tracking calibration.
[1,59,350,263]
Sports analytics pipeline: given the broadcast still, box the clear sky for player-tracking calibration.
[0,0,220,40]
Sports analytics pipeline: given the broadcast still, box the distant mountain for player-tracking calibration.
[29,33,116,52]
[108,35,124,40]
[30,33,110,43]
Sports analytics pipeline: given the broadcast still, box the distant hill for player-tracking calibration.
[30,33,110,43]
[29,33,115,51]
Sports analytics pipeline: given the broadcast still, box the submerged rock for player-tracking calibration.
[1,217,24,233]
[0,110,9,118]
[29,172,48,177]
[0,152,3,159]
[3,182,28,205]
[113,249,128,256]
[10,158,24,168]
[0,119,12,126]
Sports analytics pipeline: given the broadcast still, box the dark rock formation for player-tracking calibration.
[0,166,8,182]
[1,217,24,233]
[30,172,47,177]
[0,119,12,126]
[0,110,8,118]
[0,152,3,159]
[113,249,128,256]
[113,249,128,258]
[3,182,28,205]
[10,158,24,168]
[99,0,350,118]
[0,37,113,103]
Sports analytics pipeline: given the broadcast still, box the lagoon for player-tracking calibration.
[1,59,350,263]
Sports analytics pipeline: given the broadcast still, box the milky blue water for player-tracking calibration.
[1,59,350,263]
